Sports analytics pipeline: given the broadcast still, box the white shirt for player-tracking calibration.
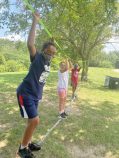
[58,70,69,90]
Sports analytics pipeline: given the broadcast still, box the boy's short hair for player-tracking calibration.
[42,42,55,51]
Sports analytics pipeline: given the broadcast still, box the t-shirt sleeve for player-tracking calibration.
[30,52,39,62]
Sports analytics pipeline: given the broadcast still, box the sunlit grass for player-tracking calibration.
[0,67,119,158]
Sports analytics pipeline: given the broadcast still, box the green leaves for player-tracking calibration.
[0,0,118,79]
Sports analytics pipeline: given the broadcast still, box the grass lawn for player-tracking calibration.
[0,67,119,158]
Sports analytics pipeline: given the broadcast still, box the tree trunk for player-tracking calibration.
[81,59,89,81]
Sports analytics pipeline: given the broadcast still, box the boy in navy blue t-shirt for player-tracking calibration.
[17,12,57,158]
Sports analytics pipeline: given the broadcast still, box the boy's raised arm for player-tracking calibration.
[27,12,40,58]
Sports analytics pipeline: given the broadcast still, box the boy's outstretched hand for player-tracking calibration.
[33,11,40,22]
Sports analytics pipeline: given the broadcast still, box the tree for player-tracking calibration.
[43,0,118,80]
[0,0,118,80]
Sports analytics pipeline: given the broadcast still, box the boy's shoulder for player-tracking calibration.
[30,51,42,62]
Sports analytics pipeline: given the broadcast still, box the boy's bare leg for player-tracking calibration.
[21,116,39,147]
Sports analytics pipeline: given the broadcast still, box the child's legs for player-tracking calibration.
[58,88,67,113]
[17,94,40,147]
[63,96,67,109]
[22,116,40,146]
[59,97,65,112]
[71,81,77,95]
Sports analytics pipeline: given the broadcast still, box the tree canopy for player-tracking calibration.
[0,0,119,79]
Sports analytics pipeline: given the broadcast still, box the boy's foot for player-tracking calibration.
[28,142,41,152]
[17,147,35,158]
[59,112,67,119]
[63,112,68,116]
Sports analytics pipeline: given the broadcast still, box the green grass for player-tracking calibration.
[0,68,119,158]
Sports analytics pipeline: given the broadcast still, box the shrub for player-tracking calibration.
[5,60,27,72]
[0,65,6,72]
[0,54,6,65]
[98,61,113,68]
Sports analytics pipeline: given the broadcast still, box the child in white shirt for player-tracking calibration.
[58,59,71,118]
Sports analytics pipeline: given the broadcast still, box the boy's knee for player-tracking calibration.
[34,117,40,126]
[29,117,40,126]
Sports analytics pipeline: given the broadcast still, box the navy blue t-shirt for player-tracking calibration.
[17,52,50,100]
